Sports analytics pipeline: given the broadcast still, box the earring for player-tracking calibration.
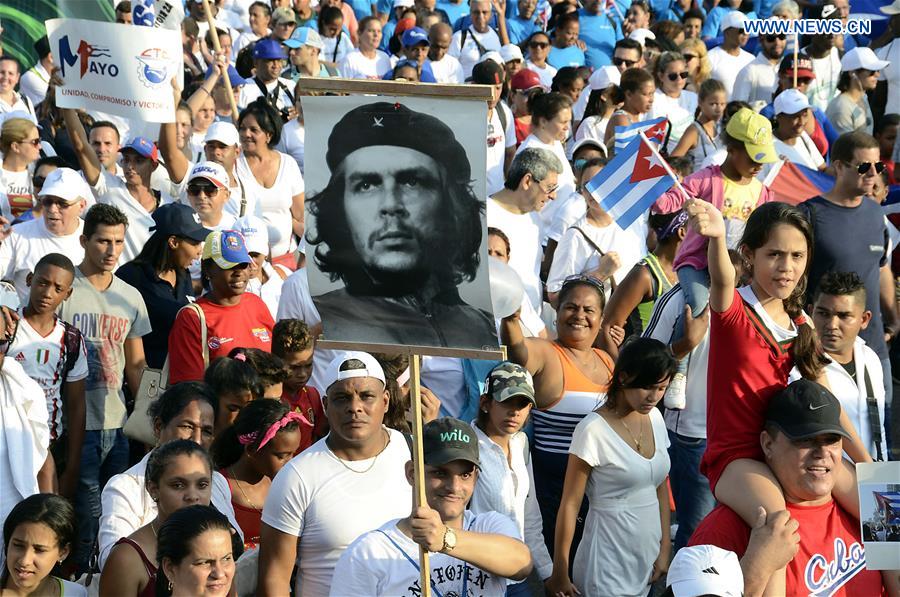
[168,581,173,591]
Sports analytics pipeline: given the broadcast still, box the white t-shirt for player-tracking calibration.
[339,49,393,80]
[805,46,841,112]
[876,41,900,125]
[0,92,34,115]
[0,218,85,305]
[822,338,887,460]
[275,119,306,174]
[773,131,824,170]
[706,46,755,96]
[9,316,89,440]
[486,198,544,313]
[19,63,51,108]
[261,429,413,597]
[732,53,779,107]
[486,104,516,196]
[649,89,697,153]
[236,152,304,256]
[643,284,709,439]
[237,76,296,112]
[321,33,354,66]
[526,61,557,89]
[91,170,155,265]
[246,262,290,319]
[0,168,34,221]
[329,510,519,597]
[546,214,647,295]
[429,55,465,84]
[449,28,502,79]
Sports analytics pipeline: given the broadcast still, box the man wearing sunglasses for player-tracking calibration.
[733,30,786,107]
[801,132,898,447]
[611,38,644,74]
[0,168,87,305]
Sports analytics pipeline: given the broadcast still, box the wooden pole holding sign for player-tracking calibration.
[200,0,240,123]
[407,354,431,596]
[303,79,502,596]
[793,30,799,88]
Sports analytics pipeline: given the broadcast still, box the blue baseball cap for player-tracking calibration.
[150,203,212,243]
[284,27,324,50]
[253,38,288,60]
[204,64,247,88]
[201,230,252,269]
[120,136,158,162]
[401,27,429,48]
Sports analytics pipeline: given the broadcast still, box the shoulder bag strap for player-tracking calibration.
[860,364,884,462]
[570,226,617,292]
[467,27,488,55]
[186,303,209,368]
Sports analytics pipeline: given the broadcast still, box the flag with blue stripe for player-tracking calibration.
[132,0,156,26]
[614,115,667,154]
[586,122,677,230]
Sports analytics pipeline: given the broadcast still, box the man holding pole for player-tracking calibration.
[330,417,533,595]
[257,352,412,596]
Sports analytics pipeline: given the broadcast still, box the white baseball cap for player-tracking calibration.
[188,161,229,189]
[39,168,92,204]
[233,215,269,255]
[500,44,524,63]
[628,28,656,47]
[394,0,414,8]
[774,88,809,115]
[204,121,240,147]
[881,0,900,15]
[840,47,890,73]
[324,352,386,390]
[667,545,744,597]
[478,51,504,66]
[720,10,750,33]
[588,65,620,91]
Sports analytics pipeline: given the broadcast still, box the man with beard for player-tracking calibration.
[306,102,497,348]
[733,30,787,107]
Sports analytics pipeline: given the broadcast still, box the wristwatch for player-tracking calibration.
[439,525,457,553]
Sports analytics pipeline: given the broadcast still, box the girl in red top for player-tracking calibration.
[686,199,871,594]
[210,399,304,550]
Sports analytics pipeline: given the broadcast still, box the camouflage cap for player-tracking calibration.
[485,362,536,406]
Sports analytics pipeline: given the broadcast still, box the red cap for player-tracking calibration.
[510,68,543,91]
[395,17,417,38]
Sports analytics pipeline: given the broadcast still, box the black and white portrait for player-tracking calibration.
[303,96,498,350]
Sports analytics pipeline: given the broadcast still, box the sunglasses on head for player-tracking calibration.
[41,197,75,209]
[187,182,219,196]
[682,53,697,61]
[764,34,787,42]
[561,274,606,294]
[849,161,886,175]
[613,57,637,67]
[529,41,549,49]
[667,71,689,81]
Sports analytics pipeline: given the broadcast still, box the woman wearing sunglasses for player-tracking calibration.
[0,116,42,221]
[678,38,711,91]
[826,47,889,137]
[649,52,697,153]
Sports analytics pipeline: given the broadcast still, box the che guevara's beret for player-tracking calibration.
[325,102,471,181]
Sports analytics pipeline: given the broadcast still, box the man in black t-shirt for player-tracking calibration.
[801,131,897,452]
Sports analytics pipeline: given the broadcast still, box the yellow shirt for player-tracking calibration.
[721,175,763,248]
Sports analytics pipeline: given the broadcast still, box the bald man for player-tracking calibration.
[428,23,464,83]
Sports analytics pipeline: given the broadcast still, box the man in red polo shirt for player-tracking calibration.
[690,379,887,596]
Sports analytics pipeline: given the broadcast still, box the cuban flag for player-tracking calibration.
[132,0,156,26]
[613,115,669,154]
[585,118,677,230]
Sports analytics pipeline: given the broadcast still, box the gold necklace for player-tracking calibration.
[229,466,260,511]
[618,412,645,453]
[330,429,389,474]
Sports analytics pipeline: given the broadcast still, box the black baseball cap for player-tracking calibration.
[765,379,850,441]
[422,418,480,468]
[471,59,504,86]
[149,203,212,243]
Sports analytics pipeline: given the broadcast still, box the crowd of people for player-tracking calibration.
[1,0,900,595]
